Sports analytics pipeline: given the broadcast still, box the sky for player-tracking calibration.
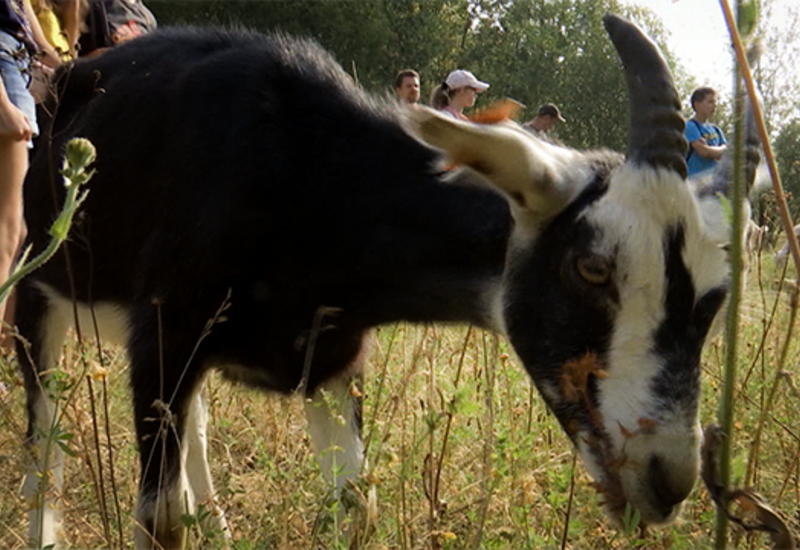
[618,0,796,99]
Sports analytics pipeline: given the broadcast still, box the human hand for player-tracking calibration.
[0,100,32,141]
[111,22,145,44]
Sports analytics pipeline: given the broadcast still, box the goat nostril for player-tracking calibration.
[648,456,690,517]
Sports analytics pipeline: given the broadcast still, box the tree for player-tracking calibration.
[753,0,800,136]
[773,119,800,219]
[147,0,686,151]
[148,1,472,97]
[744,1,800,224]
[452,0,679,149]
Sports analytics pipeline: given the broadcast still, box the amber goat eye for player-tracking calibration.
[576,256,611,285]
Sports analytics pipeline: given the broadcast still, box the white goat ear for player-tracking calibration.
[409,107,585,220]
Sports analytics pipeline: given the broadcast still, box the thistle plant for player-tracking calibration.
[0,137,96,304]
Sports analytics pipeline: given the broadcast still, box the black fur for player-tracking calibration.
[651,226,727,411]
[23,27,512,395]
[18,28,514,534]
[503,174,615,439]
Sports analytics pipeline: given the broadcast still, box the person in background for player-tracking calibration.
[522,103,566,143]
[79,0,156,57]
[105,0,155,44]
[430,69,489,121]
[394,68,420,105]
[1,0,63,348]
[32,0,80,60]
[686,87,727,178]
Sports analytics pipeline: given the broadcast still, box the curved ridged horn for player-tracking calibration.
[604,14,688,179]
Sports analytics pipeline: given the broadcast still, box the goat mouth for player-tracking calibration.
[580,429,630,520]
[556,353,669,524]
[582,428,690,528]
[555,353,632,519]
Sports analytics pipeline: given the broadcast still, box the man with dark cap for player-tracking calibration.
[522,103,566,143]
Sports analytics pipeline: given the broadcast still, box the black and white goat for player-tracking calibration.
[774,224,800,265]
[745,219,769,263]
[16,15,757,549]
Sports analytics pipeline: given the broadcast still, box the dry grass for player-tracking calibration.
[0,255,798,549]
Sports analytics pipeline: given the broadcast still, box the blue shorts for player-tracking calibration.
[0,31,39,144]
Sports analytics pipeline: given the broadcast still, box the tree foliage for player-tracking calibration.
[147,0,683,150]
[754,1,800,134]
[773,119,800,218]
[749,1,800,223]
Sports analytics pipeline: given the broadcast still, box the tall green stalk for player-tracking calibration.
[715,1,746,546]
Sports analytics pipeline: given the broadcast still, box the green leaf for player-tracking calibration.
[180,513,198,528]
[738,0,760,39]
[718,193,733,226]
[622,502,641,535]
[55,430,79,458]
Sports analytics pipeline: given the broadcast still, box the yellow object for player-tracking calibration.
[33,1,73,60]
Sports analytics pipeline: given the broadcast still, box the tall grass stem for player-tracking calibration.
[714,2,746,546]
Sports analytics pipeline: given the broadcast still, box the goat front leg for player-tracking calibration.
[184,389,231,541]
[22,389,65,548]
[304,372,376,539]
[129,325,206,550]
[16,287,71,548]
[132,391,195,550]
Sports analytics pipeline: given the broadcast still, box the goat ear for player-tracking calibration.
[409,107,583,220]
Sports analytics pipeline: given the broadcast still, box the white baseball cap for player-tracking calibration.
[445,69,490,92]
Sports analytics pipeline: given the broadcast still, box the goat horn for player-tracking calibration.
[604,14,688,179]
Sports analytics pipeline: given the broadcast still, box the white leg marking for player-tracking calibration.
[305,375,378,542]
[23,286,131,547]
[133,468,192,550]
[305,377,365,494]
[133,397,194,550]
[23,392,64,548]
[184,391,230,539]
[23,301,70,548]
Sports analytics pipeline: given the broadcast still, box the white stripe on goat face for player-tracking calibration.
[579,164,729,525]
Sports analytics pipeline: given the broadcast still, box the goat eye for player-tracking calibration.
[576,256,612,285]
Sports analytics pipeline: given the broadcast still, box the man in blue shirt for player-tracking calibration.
[686,87,727,178]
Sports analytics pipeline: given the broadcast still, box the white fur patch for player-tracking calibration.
[23,394,63,548]
[36,282,132,347]
[23,284,132,547]
[578,164,728,522]
[22,288,74,548]
[184,392,230,538]
[304,379,365,491]
[134,468,192,550]
[584,165,726,430]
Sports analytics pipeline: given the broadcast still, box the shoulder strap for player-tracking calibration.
[78,1,112,55]
[686,119,703,161]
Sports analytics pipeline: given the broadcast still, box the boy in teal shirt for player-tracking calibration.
[686,87,727,178]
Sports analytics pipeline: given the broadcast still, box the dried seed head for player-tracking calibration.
[618,421,636,440]
[636,417,658,432]
[559,352,608,403]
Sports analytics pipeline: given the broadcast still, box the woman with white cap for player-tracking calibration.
[430,69,489,121]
